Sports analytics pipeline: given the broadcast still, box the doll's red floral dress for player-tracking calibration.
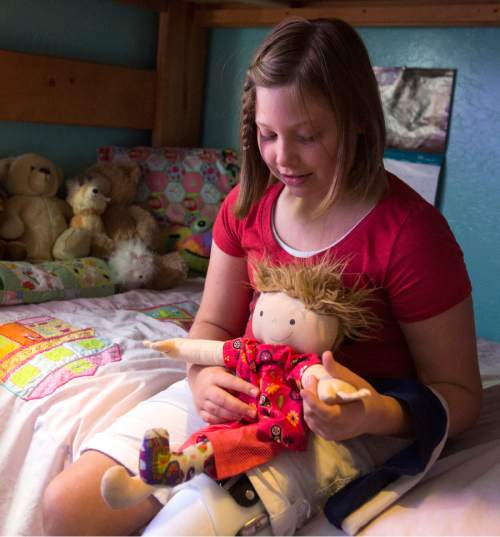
[180,337,322,479]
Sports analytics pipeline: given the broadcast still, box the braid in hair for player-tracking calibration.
[240,73,256,152]
[234,68,270,218]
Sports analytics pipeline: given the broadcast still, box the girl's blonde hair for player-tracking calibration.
[235,17,387,218]
[252,257,380,347]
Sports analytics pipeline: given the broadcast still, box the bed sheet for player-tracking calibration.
[0,280,204,536]
[1,281,499,536]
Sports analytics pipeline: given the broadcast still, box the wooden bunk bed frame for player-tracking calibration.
[1,0,499,150]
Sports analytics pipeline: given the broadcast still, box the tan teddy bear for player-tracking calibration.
[82,161,187,290]
[52,175,110,260]
[0,153,88,263]
[66,176,110,235]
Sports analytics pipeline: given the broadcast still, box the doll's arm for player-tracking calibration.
[144,338,225,366]
[301,364,370,404]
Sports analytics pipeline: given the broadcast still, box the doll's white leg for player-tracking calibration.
[142,474,269,537]
[101,465,156,509]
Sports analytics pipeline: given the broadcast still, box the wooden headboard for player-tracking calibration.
[1,0,499,148]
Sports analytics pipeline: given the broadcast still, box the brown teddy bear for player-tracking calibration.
[0,159,27,260]
[0,153,88,263]
[81,161,187,290]
[0,187,10,259]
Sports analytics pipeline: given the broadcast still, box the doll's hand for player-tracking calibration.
[188,364,259,424]
[317,376,371,404]
[301,351,409,441]
[144,338,180,356]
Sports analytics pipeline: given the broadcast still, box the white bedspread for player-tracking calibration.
[0,281,203,536]
[1,283,499,536]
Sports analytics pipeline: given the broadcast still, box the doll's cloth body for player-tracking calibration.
[175,337,321,480]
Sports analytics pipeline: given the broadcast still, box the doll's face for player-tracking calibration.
[252,291,339,355]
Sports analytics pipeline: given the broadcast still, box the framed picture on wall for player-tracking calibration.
[374,66,455,206]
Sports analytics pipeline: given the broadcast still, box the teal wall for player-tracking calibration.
[0,0,158,175]
[202,27,500,343]
[0,2,498,341]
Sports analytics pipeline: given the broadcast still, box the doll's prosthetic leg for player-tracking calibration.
[139,428,215,485]
[101,429,215,510]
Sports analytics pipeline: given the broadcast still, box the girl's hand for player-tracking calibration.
[301,351,411,441]
[188,364,259,424]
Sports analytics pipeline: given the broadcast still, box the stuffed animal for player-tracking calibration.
[101,258,379,509]
[165,219,212,275]
[0,188,7,259]
[52,175,110,260]
[109,237,193,292]
[0,182,25,260]
[77,161,187,290]
[0,159,27,260]
[0,153,88,262]
[0,161,7,258]
[83,161,155,256]
[66,175,110,235]
[108,239,156,290]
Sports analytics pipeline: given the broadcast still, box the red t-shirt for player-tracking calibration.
[213,173,471,379]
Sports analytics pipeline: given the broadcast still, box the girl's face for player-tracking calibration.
[255,85,339,203]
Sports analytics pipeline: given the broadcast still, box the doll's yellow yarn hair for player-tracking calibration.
[252,257,380,344]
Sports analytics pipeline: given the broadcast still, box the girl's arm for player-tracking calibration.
[188,242,252,340]
[302,296,481,440]
[187,242,258,424]
[400,295,482,438]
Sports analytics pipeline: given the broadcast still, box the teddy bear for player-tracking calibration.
[0,187,8,259]
[52,174,111,261]
[66,175,110,235]
[0,159,27,260]
[0,153,89,263]
[80,161,187,290]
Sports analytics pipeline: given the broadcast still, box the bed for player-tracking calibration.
[1,1,500,536]
[1,285,500,536]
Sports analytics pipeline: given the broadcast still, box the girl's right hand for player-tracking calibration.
[188,364,259,424]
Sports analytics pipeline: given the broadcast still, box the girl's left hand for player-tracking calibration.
[301,351,410,441]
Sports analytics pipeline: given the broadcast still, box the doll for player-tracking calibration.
[101,258,379,509]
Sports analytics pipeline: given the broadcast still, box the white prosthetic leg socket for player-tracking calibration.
[142,474,269,536]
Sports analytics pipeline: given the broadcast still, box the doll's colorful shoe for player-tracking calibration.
[139,428,185,486]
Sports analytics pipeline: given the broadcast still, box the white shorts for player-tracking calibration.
[81,378,409,535]
[82,379,270,535]
[80,378,205,505]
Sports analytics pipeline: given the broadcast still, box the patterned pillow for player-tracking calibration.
[98,146,240,228]
[98,146,240,275]
[0,258,115,306]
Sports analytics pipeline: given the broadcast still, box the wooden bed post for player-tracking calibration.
[153,0,207,147]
